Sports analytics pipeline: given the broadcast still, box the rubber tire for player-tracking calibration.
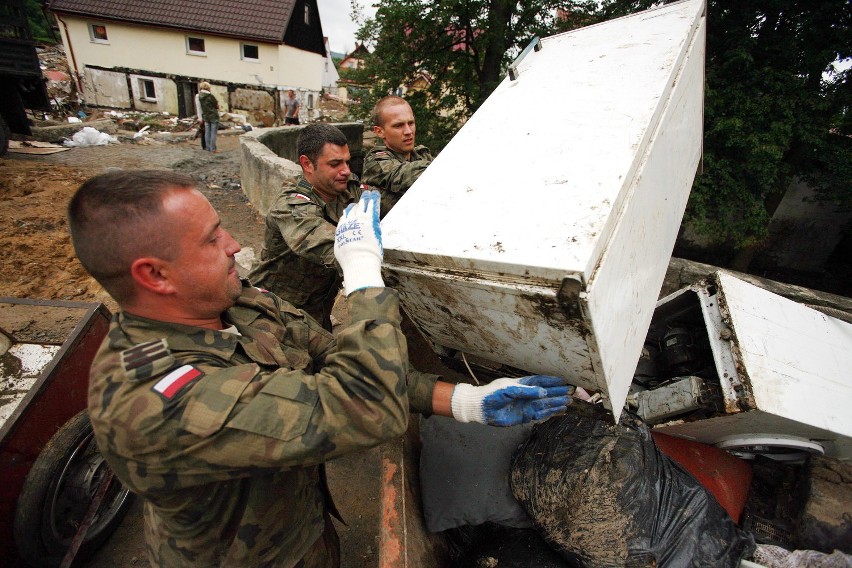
[13,410,134,567]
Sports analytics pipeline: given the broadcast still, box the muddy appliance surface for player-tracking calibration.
[0,298,112,562]
[627,271,852,462]
[381,0,707,417]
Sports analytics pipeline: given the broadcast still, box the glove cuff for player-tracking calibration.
[342,256,384,296]
[450,383,484,424]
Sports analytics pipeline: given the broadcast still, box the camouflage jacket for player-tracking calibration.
[87,285,412,567]
[248,176,362,327]
[362,142,433,217]
[198,91,219,123]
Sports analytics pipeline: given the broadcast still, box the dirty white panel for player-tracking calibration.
[654,271,852,461]
[719,272,852,449]
[382,0,706,414]
[0,344,61,429]
[84,66,132,108]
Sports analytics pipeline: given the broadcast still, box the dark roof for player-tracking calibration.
[48,0,297,44]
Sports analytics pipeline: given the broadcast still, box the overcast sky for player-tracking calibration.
[317,0,377,55]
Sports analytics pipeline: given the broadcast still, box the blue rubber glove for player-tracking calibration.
[334,190,384,295]
[450,375,572,426]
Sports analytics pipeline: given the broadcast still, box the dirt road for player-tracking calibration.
[1,132,261,310]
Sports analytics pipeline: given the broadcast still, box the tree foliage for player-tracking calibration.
[688,0,852,253]
[350,0,593,151]
[24,0,53,43]
[353,0,851,253]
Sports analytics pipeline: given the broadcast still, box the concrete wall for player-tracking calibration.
[239,122,366,217]
[128,73,179,114]
[232,88,276,127]
[83,67,131,108]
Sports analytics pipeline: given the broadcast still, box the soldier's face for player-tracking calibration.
[162,189,243,315]
[302,143,351,202]
[374,103,416,156]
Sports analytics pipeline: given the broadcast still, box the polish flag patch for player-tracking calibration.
[153,365,203,399]
[293,193,311,201]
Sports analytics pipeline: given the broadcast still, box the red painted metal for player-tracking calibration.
[0,298,111,564]
[652,430,753,523]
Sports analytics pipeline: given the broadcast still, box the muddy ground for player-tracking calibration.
[1,131,416,568]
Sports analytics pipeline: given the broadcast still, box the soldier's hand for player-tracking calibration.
[451,375,571,426]
[334,190,384,295]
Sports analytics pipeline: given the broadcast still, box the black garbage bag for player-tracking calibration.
[510,404,755,568]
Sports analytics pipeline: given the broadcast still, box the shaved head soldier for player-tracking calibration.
[362,96,434,216]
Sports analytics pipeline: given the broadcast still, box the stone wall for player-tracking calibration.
[239,122,366,217]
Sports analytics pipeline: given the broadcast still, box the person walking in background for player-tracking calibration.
[284,89,301,125]
[198,82,220,153]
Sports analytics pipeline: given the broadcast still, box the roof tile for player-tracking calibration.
[48,0,297,43]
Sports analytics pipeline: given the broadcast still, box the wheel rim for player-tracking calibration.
[45,429,131,547]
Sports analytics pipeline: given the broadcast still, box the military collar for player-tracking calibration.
[116,309,239,359]
[114,286,292,367]
[373,141,428,162]
[295,175,360,213]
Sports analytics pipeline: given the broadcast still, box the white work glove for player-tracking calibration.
[451,375,572,427]
[334,190,384,295]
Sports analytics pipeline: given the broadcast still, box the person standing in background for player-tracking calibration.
[194,86,206,150]
[284,89,301,125]
[198,82,220,153]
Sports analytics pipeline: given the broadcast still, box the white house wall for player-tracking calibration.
[275,45,323,90]
[58,16,320,90]
[129,73,179,114]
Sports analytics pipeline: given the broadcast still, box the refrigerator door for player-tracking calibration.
[381,0,707,414]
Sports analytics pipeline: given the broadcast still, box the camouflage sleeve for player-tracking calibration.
[89,289,410,491]
[362,149,431,196]
[407,370,439,415]
[188,288,409,472]
[269,197,336,267]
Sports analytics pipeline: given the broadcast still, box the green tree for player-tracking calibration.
[24,0,53,43]
[688,0,851,269]
[351,0,595,152]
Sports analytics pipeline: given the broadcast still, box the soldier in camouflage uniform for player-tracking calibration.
[68,170,571,567]
[249,124,367,330]
[362,96,433,217]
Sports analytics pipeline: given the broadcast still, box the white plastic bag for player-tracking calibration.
[63,126,118,147]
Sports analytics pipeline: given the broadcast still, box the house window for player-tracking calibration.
[308,94,314,108]
[241,43,259,61]
[186,36,206,55]
[88,23,108,43]
[138,78,157,101]
[304,4,310,25]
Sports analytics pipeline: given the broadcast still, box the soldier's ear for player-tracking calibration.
[373,125,384,138]
[299,154,314,174]
[130,257,176,296]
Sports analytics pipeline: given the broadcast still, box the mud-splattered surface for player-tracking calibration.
[511,412,631,568]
